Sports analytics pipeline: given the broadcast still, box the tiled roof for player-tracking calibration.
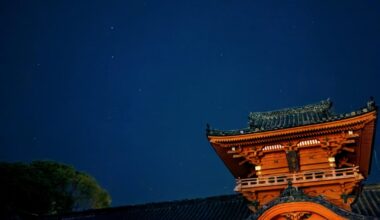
[40,185,380,219]
[352,184,380,218]
[207,99,377,136]
[41,194,252,220]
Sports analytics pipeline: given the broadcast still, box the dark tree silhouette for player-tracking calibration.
[0,160,111,218]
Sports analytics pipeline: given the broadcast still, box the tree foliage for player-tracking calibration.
[0,160,111,216]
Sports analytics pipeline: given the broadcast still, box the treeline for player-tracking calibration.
[0,160,111,219]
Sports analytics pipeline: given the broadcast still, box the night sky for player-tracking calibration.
[1,1,380,207]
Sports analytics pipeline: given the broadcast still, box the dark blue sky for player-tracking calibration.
[1,1,380,206]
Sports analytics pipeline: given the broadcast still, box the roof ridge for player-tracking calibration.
[362,183,380,189]
[207,98,377,136]
[248,99,332,119]
[101,194,244,211]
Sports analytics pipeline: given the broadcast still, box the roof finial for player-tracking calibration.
[287,179,293,188]
[206,123,211,133]
[367,96,375,110]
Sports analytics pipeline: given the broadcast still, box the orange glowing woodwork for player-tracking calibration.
[258,202,347,220]
[207,99,377,218]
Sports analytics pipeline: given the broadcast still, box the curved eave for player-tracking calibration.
[208,111,376,146]
[209,140,252,178]
[207,110,377,179]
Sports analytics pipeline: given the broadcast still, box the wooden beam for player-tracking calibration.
[343,140,355,144]
[342,147,355,153]
[239,159,249,166]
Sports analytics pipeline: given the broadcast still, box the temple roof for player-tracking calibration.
[352,184,380,217]
[207,99,377,136]
[40,184,380,219]
[41,195,252,220]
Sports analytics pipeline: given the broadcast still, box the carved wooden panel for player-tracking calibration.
[298,147,330,171]
[260,151,289,176]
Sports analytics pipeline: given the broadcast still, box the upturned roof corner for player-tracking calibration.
[207,99,377,136]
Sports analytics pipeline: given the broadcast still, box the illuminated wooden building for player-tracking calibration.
[207,99,377,220]
[39,99,379,220]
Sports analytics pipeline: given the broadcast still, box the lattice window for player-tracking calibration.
[262,144,284,151]
[297,139,320,147]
